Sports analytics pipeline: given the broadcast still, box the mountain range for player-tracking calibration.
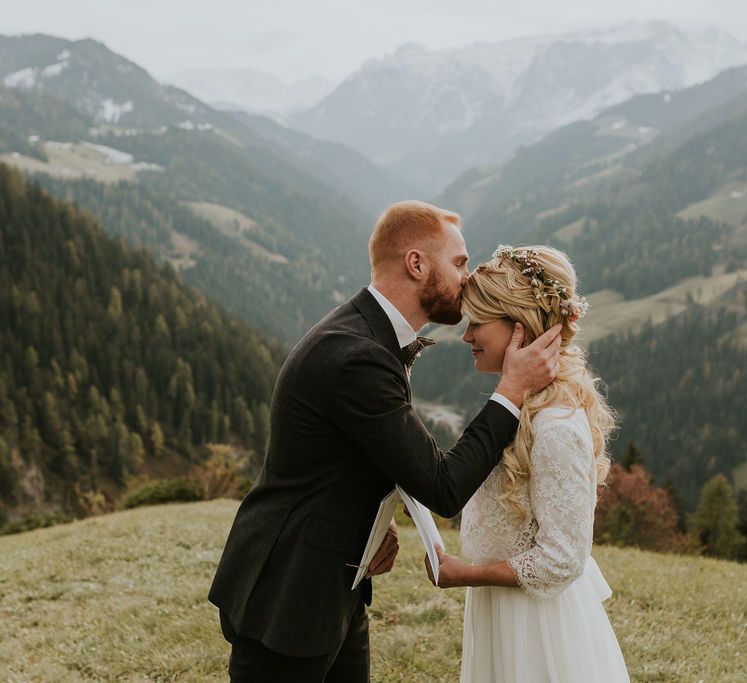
[167,67,335,118]
[1,27,746,517]
[0,33,411,341]
[290,22,747,194]
[439,63,747,264]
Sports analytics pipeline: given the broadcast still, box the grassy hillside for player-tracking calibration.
[1,501,745,681]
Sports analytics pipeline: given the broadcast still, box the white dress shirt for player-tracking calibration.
[367,284,417,348]
[367,284,520,419]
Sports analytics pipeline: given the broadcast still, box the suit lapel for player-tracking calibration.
[350,288,411,402]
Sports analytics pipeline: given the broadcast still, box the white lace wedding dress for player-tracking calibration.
[459,406,629,682]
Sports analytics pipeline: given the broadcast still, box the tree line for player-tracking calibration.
[0,163,285,524]
[589,282,747,507]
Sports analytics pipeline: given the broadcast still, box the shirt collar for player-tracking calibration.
[367,284,417,348]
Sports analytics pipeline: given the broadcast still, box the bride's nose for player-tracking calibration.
[462,323,474,343]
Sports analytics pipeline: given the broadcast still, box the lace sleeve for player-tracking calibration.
[507,412,595,599]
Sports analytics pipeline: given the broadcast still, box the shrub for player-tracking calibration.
[191,444,253,500]
[595,464,693,552]
[121,479,203,509]
[1,513,72,536]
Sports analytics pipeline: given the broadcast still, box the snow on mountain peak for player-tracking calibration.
[4,67,36,89]
[291,21,747,194]
[41,60,69,78]
[3,51,71,89]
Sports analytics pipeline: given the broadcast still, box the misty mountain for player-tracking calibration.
[0,33,404,218]
[168,67,335,119]
[0,34,407,340]
[0,34,216,130]
[440,64,747,258]
[290,22,747,195]
[230,110,415,215]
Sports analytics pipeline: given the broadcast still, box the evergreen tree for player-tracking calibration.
[150,422,164,459]
[0,435,14,498]
[0,163,285,522]
[689,474,745,559]
[621,441,644,471]
[663,477,688,534]
[735,489,747,561]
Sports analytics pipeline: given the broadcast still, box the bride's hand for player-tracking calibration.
[425,545,473,588]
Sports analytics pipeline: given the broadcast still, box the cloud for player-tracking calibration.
[2,0,746,81]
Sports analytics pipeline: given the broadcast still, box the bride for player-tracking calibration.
[425,245,629,682]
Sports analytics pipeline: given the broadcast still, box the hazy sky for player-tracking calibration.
[2,0,746,83]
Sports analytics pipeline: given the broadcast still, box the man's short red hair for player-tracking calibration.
[368,200,462,271]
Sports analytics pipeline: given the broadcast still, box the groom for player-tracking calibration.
[209,200,562,682]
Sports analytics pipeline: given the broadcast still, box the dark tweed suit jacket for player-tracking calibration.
[208,288,518,657]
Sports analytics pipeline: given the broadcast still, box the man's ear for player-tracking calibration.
[404,249,425,280]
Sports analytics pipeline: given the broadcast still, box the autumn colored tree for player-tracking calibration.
[595,463,690,552]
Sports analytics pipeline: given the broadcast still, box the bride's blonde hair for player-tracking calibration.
[462,245,615,521]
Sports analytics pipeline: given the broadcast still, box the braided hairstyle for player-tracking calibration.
[462,244,615,520]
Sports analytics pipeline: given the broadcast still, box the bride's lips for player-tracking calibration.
[471,348,482,356]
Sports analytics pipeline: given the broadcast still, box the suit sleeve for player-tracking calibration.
[333,342,518,517]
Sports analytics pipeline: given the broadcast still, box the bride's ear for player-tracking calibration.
[509,322,525,350]
[513,322,535,349]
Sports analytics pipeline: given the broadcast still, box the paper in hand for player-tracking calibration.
[351,488,400,590]
[396,485,445,585]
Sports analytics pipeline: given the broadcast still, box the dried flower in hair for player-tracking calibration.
[560,296,589,322]
[495,244,590,321]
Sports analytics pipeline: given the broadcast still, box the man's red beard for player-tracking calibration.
[420,269,463,325]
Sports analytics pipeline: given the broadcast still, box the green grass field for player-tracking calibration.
[1,500,745,682]
[577,268,747,344]
[183,201,289,264]
[677,184,747,228]
[0,143,137,184]
[428,267,747,348]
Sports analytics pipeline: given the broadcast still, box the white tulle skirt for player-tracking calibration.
[460,557,630,683]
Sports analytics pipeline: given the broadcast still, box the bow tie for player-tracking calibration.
[401,336,436,369]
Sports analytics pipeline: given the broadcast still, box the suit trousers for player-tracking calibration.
[224,597,370,682]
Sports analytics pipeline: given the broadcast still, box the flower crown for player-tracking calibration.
[493,245,589,322]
